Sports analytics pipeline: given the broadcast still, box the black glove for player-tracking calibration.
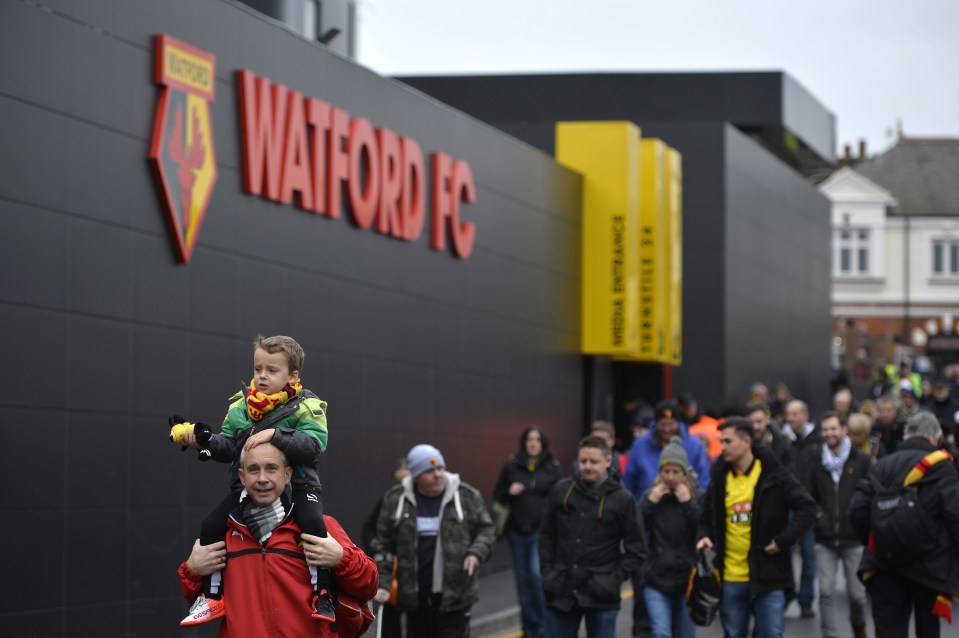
[194,422,213,448]
[167,415,213,451]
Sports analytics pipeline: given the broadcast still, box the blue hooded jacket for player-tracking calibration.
[623,424,710,499]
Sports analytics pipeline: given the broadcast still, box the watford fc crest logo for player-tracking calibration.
[149,35,217,264]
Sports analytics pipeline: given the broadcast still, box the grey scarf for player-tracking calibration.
[240,488,291,544]
[821,436,851,484]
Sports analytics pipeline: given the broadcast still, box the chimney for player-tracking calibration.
[858,139,867,159]
[843,144,852,160]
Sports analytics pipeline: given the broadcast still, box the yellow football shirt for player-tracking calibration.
[723,459,762,582]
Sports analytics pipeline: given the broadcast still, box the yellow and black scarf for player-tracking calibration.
[245,379,302,422]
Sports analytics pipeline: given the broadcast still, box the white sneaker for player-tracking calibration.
[180,594,226,626]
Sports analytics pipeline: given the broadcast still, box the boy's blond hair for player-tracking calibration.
[253,335,304,372]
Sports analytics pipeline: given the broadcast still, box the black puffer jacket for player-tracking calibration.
[871,417,905,455]
[849,438,959,594]
[785,424,822,481]
[540,474,646,611]
[802,444,872,546]
[698,447,816,596]
[640,481,701,594]
[493,450,562,534]
[930,395,959,436]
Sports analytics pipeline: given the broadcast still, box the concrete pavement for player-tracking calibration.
[359,541,958,637]
[469,559,959,638]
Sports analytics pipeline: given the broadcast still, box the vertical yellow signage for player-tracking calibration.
[639,139,668,361]
[614,139,683,364]
[665,147,683,364]
[556,122,641,354]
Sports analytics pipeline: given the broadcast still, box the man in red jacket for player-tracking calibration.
[179,442,378,637]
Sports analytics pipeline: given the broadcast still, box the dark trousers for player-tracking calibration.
[407,594,471,638]
[291,484,327,537]
[378,602,403,638]
[631,571,651,637]
[867,570,941,638]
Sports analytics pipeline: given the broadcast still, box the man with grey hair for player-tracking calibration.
[850,412,959,638]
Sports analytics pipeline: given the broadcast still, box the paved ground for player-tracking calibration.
[467,551,959,638]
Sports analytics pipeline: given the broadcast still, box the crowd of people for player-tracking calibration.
[488,376,959,638]
[167,336,959,638]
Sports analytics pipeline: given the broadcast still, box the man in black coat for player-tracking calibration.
[782,398,822,617]
[744,401,792,467]
[849,411,959,638]
[803,411,871,638]
[540,435,646,638]
[696,417,816,638]
[929,380,959,440]
[873,395,906,455]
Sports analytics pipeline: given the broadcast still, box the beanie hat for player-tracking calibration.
[677,391,696,407]
[655,400,679,421]
[659,435,689,474]
[407,444,446,479]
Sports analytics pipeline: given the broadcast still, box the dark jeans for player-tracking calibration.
[867,570,941,638]
[795,527,816,606]
[506,529,546,636]
[407,594,470,638]
[643,586,694,638]
[545,606,618,638]
[719,581,785,638]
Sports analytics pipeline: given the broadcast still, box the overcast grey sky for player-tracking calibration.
[356,0,959,159]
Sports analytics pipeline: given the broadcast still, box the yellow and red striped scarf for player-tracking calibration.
[245,379,302,422]
[904,449,953,487]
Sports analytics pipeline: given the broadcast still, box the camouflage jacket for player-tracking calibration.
[371,472,495,613]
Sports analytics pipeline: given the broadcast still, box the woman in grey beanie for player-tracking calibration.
[640,436,701,638]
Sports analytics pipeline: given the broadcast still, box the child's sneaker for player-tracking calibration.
[311,589,336,622]
[180,594,226,626]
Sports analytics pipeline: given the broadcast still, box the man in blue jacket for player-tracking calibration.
[624,400,710,499]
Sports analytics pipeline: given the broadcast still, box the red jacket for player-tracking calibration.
[179,514,377,638]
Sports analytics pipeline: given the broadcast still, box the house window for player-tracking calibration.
[836,229,871,276]
[932,238,959,277]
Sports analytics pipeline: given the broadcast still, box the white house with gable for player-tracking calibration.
[819,137,959,381]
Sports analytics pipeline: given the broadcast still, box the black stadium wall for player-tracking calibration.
[0,1,583,634]
[400,73,834,413]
